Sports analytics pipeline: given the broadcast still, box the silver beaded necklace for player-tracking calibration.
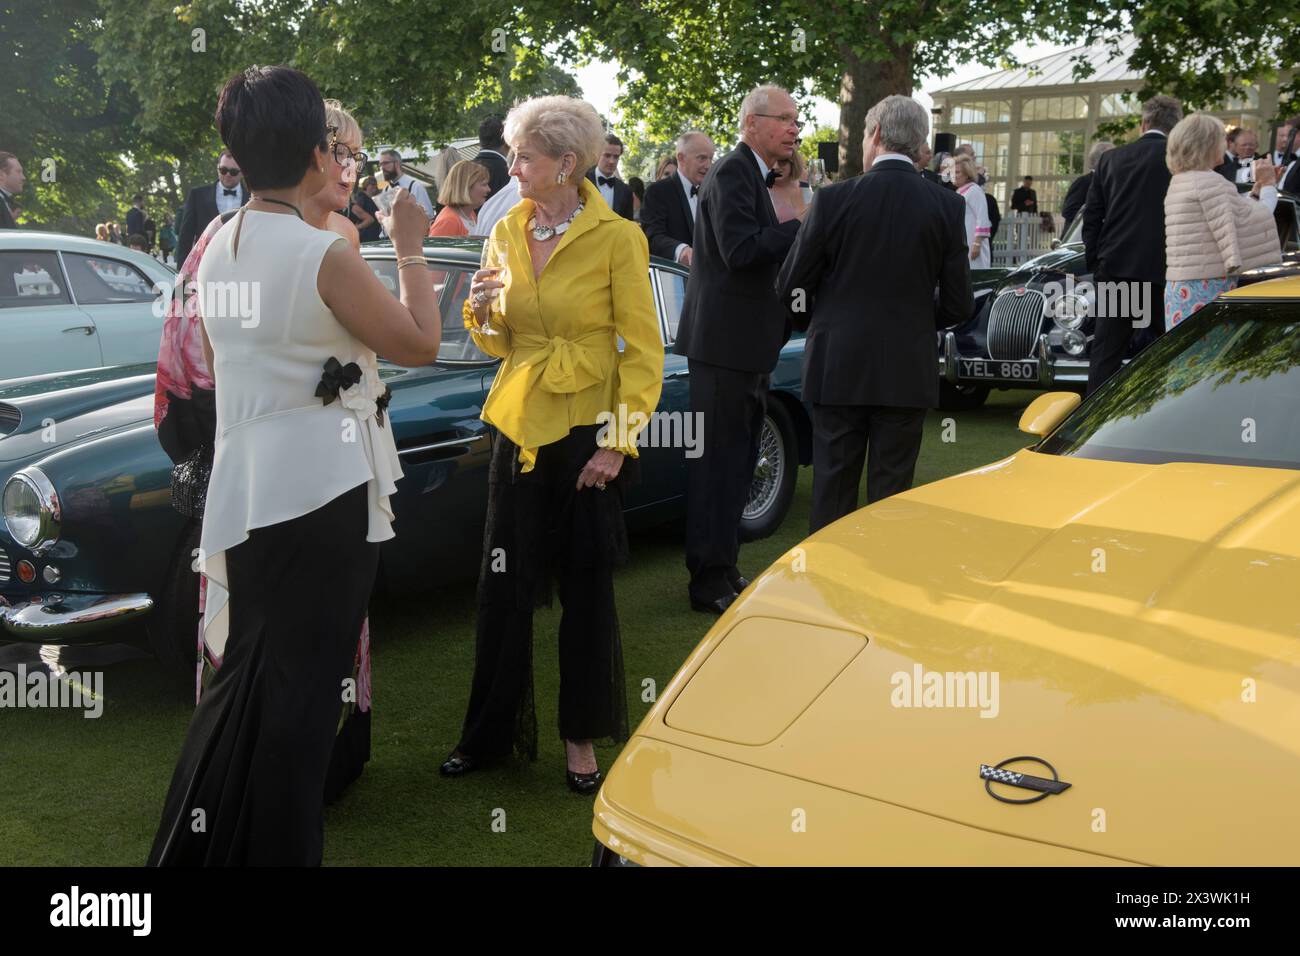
[528,201,584,241]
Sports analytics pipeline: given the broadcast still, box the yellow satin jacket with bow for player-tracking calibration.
[465,177,664,471]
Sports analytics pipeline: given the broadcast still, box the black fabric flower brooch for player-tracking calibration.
[375,386,392,429]
[316,357,362,405]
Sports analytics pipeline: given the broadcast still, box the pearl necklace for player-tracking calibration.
[528,201,584,241]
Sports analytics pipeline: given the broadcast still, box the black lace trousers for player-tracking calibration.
[456,425,632,761]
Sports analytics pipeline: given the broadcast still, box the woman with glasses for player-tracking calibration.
[148,66,440,866]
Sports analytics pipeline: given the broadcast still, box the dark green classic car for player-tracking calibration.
[0,238,813,677]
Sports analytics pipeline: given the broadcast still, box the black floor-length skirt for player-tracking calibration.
[148,482,379,866]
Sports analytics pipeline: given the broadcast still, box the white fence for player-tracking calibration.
[992,212,1067,268]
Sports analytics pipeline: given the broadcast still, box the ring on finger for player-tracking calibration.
[595,480,607,491]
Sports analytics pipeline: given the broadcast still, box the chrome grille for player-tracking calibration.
[0,548,10,583]
[987,289,1047,360]
[0,403,19,438]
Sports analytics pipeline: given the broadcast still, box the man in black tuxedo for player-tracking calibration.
[639,130,715,264]
[1216,127,1259,185]
[1083,95,1182,394]
[125,193,147,239]
[176,149,249,265]
[916,143,943,186]
[674,85,804,613]
[586,134,635,220]
[1010,176,1037,213]
[1062,140,1114,232]
[0,152,24,229]
[777,95,971,534]
[473,114,511,199]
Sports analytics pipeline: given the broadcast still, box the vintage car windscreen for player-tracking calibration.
[1038,300,1300,469]
[366,257,495,364]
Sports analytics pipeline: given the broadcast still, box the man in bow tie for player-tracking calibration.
[0,152,24,229]
[585,134,635,219]
[640,130,716,265]
[176,149,249,265]
[1216,128,1260,185]
[673,84,805,615]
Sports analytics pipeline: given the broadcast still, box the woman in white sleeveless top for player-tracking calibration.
[148,66,441,867]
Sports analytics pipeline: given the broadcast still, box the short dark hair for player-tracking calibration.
[603,133,623,153]
[215,65,327,191]
[627,176,644,200]
[479,114,505,148]
[0,151,16,173]
[127,233,148,248]
[1023,175,1034,182]
[132,193,144,204]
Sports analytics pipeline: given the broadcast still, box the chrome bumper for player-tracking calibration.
[0,593,154,641]
[941,332,1089,388]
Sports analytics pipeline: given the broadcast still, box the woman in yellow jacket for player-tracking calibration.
[440,96,664,793]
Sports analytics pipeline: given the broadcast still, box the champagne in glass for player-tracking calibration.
[476,239,508,335]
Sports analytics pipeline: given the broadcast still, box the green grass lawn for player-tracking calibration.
[0,390,1035,866]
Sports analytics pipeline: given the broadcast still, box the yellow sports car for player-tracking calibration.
[592,276,1300,867]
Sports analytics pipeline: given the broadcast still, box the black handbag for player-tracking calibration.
[170,443,213,519]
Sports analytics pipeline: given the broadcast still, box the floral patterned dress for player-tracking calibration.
[1164,277,1239,329]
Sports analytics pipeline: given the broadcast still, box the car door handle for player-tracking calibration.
[62,325,95,336]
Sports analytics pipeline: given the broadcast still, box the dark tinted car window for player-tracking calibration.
[63,253,156,304]
[0,251,69,308]
[658,268,685,343]
[1038,299,1300,469]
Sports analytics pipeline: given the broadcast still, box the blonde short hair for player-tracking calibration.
[503,96,605,181]
[324,99,362,149]
[438,159,489,207]
[1167,113,1225,174]
[952,153,978,184]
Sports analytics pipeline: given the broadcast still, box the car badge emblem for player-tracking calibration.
[980,756,1071,804]
[1013,286,1028,297]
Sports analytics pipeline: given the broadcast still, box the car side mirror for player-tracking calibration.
[1018,391,1081,436]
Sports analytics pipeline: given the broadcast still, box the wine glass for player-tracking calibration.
[476,240,508,336]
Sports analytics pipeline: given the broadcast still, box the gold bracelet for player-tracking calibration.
[397,255,427,270]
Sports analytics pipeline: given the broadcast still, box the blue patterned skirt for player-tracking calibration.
[1165,277,1239,329]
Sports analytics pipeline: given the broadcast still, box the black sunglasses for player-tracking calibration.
[218,166,241,176]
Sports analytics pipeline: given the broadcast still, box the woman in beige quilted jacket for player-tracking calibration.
[1164,113,1282,328]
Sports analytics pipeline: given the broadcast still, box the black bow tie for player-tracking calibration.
[223,187,238,196]
[690,184,699,197]
[597,175,616,187]
[764,169,779,188]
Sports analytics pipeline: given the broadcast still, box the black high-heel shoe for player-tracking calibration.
[440,750,477,777]
[566,767,602,795]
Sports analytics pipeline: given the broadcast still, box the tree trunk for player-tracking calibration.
[837,42,913,179]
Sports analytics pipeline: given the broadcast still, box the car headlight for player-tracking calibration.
[2,468,61,552]
[1052,292,1089,330]
[1062,329,1088,355]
